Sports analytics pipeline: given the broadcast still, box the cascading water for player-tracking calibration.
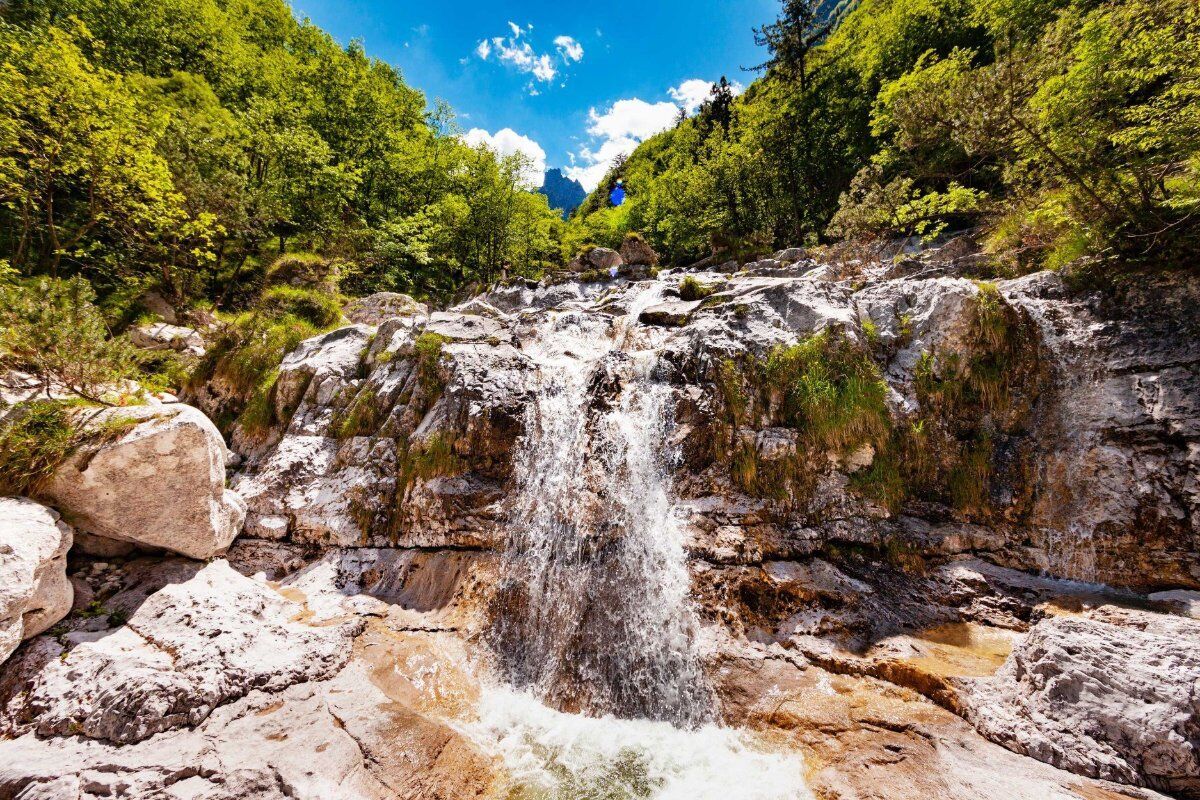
[488,284,713,726]
[475,282,811,799]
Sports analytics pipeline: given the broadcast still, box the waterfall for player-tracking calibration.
[488,286,714,727]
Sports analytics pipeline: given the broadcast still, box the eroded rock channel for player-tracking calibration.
[1,249,1198,800]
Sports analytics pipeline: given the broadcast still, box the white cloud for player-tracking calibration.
[554,35,584,63]
[565,79,744,191]
[587,99,679,142]
[463,127,547,188]
[668,78,746,115]
[531,53,556,81]
[474,24,583,89]
[564,100,676,191]
[565,135,640,191]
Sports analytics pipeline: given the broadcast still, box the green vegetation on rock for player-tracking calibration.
[715,329,890,502]
[0,401,76,494]
[0,401,143,494]
[854,284,1043,517]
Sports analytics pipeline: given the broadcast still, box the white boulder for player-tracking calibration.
[0,498,73,663]
[963,607,1200,797]
[40,404,245,560]
[129,322,206,357]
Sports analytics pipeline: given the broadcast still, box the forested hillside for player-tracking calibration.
[569,0,1200,273]
[0,0,562,308]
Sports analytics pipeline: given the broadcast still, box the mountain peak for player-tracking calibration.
[539,168,586,219]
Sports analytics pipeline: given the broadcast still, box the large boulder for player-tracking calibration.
[39,404,245,560]
[620,235,660,266]
[0,560,363,744]
[585,247,623,271]
[963,607,1200,797]
[0,498,72,663]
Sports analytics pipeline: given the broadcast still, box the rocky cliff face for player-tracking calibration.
[230,257,1198,594]
[1,247,1197,800]
[538,168,587,219]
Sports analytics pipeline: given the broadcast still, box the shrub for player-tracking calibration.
[0,401,77,494]
[414,332,451,393]
[858,286,1043,519]
[265,253,338,290]
[257,286,343,329]
[0,277,137,403]
[714,330,890,502]
[762,331,890,454]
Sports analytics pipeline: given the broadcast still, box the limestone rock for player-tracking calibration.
[138,289,179,324]
[266,324,373,440]
[128,322,206,357]
[0,498,72,664]
[40,404,245,560]
[620,235,660,266]
[585,247,623,271]
[1,560,362,744]
[717,653,1173,800]
[963,607,1200,796]
[640,300,700,327]
[0,559,498,800]
[344,291,428,325]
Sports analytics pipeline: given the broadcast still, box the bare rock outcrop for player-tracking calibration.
[39,404,245,560]
[128,322,206,357]
[0,498,72,664]
[344,291,428,325]
[963,606,1200,797]
[584,246,623,271]
[0,560,362,744]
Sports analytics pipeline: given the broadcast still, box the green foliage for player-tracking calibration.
[0,277,138,402]
[762,331,891,453]
[715,329,890,502]
[332,387,381,439]
[0,400,76,493]
[414,332,451,394]
[258,286,343,329]
[192,283,344,433]
[0,0,563,312]
[566,0,1198,271]
[0,22,184,281]
[856,285,1043,518]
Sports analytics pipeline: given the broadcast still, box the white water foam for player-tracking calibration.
[472,687,813,800]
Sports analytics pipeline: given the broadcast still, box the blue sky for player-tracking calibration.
[294,0,778,189]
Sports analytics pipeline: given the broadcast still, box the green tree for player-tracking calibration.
[0,276,136,402]
[0,22,185,279]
